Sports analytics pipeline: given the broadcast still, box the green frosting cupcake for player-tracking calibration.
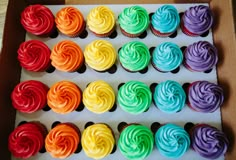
[153,80,186,113]
[155,123,190,158]
[118,6,149,35]
[118,81,152,114]
[118,124,154,160]
[119,41,150,72]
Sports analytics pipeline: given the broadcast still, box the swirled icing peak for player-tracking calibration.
[21,4,55,35]
[55,7,85,36]
[184,41,218,72]
[151,5,180,33]
[47,81,82,114]
[17,40,51,72]
[191,124,229,159]
[87,6,115,34]
[152,42,183,72]
[155,123,190,158]
[182,5,213,35]
[84,40,116,71]
[11,80,49,113]
[188,81,224,112]
[8,122,47,159]
[119,41,150,72]
[82,123,115,159]
[118,81,152,114]
[83,80,115,114]
[118,6,149,34]
[154,80,186,113]
[118,124,154,160]
[45,123,80,159]
[51,40,84,72]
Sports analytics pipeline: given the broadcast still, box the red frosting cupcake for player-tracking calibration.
[11,80,49,113]
[17,40,51,72]
[8,122,48,159]
[21,4,56,37]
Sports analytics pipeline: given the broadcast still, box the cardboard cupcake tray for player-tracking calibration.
[12,4,224,160]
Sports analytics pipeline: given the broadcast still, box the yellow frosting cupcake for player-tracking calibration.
[84,40,116,72]
[82,123,115,159]
[83,80,115,114]
[87,6,116,37]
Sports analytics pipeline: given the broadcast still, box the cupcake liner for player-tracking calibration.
[180,21,199,37]
[150,24,174,37]
[120,26,142,38]
[91,25,116,38]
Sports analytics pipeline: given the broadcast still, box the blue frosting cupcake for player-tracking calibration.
[150,5,180,37]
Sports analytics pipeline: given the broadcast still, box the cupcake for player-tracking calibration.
[8,122,47,159]
[152,42,183,72]
[188,81,224,113]
[51,40,84,72]
[153,80,186,113]
[118,41,150,72]
[118,6,149,37]
[21,4,57,37]
[17,40,51,72]
[150,5,180,37]
[184,41,218,72]
[11,80,49,113]
[190,124,229,159]
[118,81,152,114]
[45,123,80,159]
[87,6,116,37]
[83,80,115,114]
[55,7,86,37]
[84,40,116,72]
[118,124,154,160]
[181,5,213,36]
[47,81,82,114]
[155,123,190,158]
[82,123,115,159]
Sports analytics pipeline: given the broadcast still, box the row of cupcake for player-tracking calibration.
[11,80,224,114]
[21,4,213,38]
[18,39,218,73]
[9,121,228,159]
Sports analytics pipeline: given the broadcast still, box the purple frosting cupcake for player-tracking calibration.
[191,124,229,159]
[181,5,213,36]
[188,81,224,113]
[184,41,218,72]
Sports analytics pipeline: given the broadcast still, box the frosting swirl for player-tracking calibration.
[83,80,115,114]
[47,81,82,114]
[118,124,154,160]
[155,123,190,158]
[191,124,229,159]
[45,123,80,159]
[119,41,150,72]
[84,40,116,71]
[184,41,218,72]
[51,40,84,72]
[153,80,186,113]
[118,81,152,114]
[82,124,115,159]
[21,4,55,35]
[152,42,183,72]
[151,5,180,33]
[11,80,49,113]
[8,122,47,159]
[118,6,149,34]
[55,7,85,36]
[182,5,213,35]
[17,40,51,72]
[188,81,224,112]
[87,6,115,34]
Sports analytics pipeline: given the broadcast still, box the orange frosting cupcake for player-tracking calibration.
[47,81,82,114]
[45,123,80,159]
[55,7,85,37]
[50,40,84,72]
